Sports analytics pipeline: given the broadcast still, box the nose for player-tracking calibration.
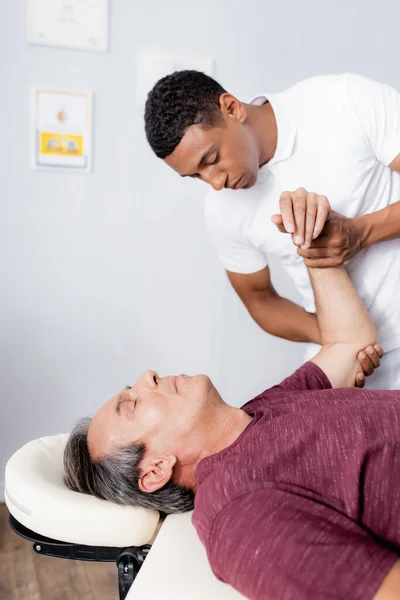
[204,167,227,191]
[134,369,159,392]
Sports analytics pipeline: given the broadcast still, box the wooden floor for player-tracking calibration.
[0,504,118,600]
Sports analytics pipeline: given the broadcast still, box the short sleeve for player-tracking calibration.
[208,489,397,600]
[269,361,332,393]
[346,73,400,166]
[204,193,267,275]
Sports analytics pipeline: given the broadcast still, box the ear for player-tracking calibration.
[219,93,247,124]
[138,455,177,494]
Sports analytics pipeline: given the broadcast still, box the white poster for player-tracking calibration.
[32,87,93,172]
[27,0,109,52]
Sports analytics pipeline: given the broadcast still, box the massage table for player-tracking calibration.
[5,435,246,599]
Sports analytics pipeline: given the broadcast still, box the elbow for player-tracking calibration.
[321,323,378,352]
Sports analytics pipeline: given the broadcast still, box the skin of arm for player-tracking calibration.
[308,264,377,387]
[373,560,400,600]
[356,198,400,248]
[227,267,321,344]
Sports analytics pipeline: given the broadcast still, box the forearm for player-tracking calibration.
[355,200,400,247]
[246,293,321,344]
[308,266,376,347]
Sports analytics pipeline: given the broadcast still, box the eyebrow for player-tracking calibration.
[181,145,216,177]
[116,393,124,415]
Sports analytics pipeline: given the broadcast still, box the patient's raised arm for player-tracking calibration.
[307,265,378,388]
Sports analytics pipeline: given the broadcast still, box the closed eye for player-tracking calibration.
[124,398,138,419]
[116,395,137,415]
[189,152,220,179]
[210,152,220,165]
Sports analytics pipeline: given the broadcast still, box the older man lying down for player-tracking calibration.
[64,257,400,599]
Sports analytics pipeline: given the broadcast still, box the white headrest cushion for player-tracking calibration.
[5,434,159,547]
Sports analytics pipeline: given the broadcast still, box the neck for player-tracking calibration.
[246,101,278,166]
[173,404,253,492]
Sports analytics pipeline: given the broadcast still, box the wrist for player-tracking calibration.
[352,214,373,250]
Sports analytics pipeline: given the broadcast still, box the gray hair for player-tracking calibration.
[63,418,194,514]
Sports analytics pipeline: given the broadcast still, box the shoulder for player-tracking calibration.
[282,73,351,97]
[278,73,361,115]
[282,72,394,107]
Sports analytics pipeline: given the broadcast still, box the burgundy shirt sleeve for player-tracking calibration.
[208,489,397,600]
[269,361,332,393]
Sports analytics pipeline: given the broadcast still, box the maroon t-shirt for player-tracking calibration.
[192,362,400,600]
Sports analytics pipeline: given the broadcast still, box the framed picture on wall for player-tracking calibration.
[31,87,93,172]
[26,0,109,52]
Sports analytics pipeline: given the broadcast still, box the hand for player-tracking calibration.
[355,344,384,388]
[271,188,330,249]
[297,210,364,267]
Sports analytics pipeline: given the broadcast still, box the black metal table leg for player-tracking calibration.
[117,546,151,600]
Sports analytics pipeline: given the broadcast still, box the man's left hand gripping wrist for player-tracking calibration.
[298,210,367,268]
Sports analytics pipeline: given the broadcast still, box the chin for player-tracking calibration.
[192,374,214,399]
[245,172,257,189]
[196,373,213,388]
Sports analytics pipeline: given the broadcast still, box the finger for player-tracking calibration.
[374,344,384,357]
[298,247,330,259]
[279,193,295,234]
[303,257,344,268]
[307,235,331,248]
[271,214,288,234]
[298,247,345,264]
[365,345,380,369]
[357,350,375,376]
[271,213,283,226]
[302,194,318,250]
[356,372,365,388]
[292,192,306,246]
[312,197,330,239]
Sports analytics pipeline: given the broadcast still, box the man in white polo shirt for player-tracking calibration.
[144,71,400,388]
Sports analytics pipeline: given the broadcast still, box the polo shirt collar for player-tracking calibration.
[249,92,297,168]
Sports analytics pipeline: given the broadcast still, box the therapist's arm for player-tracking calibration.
[227,267,321,344]
[355,198,400,248]
[295,153,400,266]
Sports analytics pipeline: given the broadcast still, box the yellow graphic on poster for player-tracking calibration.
[40,132,83,156]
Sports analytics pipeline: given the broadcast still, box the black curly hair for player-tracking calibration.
[144,70,227,159]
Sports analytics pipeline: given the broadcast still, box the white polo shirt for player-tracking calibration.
[205,74,400,353]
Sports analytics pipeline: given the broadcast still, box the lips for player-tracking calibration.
[171,376,178,392]
[233,176,245,190]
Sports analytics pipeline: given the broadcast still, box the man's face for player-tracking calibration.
[164,95,260,191]
[88,370,220,461]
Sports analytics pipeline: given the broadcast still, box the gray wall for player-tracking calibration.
[1,0,399,498]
